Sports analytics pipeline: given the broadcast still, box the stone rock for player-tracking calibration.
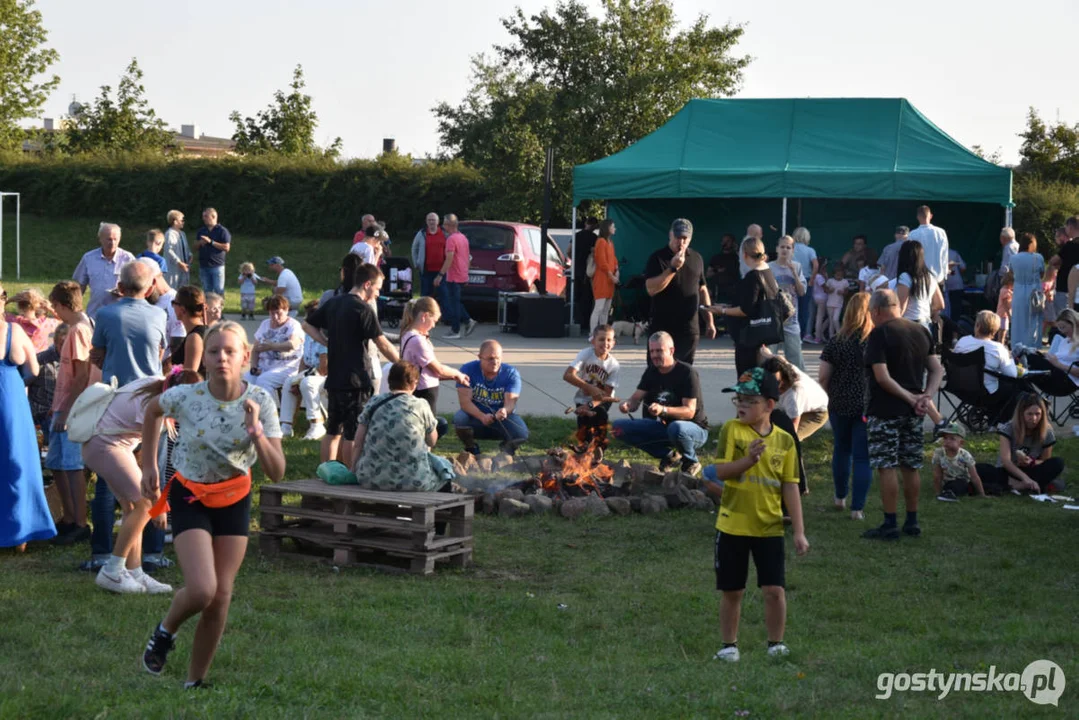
[496,488,525,503]
[665,484,695,510]
[612,460,634,487]
[640,495,668,514]
[498,498,530,518]
[455,452,478,474]
[478,457,494,473]
[661,471,682,492]
[480,493,498,515]
[689,489,714,511]
[681,473,701,490]
[629,496,643,513]
[492,452,515,471]
[585,495,610,517]
[605,497,632,516]
[559,497,590,520]
[525,494,553,515]
[522,456,546,475]
[642,470,665,487]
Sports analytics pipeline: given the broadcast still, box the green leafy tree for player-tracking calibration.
[0,0,60,151]
[230,65,342,158]
[65,58,173,154]
[434,0,750,223]
[1017,107,1079,185]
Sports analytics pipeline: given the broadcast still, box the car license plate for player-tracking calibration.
[468,274,485,284]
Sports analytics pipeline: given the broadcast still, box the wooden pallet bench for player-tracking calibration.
[258,479,474,575]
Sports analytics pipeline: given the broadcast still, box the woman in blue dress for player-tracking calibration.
[1009,232,1045,352]
[0,298,56,550]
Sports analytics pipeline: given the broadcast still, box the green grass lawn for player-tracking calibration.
[0,214,350,313]
[2,418,1077,719]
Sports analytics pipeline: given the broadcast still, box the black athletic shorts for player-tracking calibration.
[169,478,251,538]
[326,388,371,441]
[714,531,785,591]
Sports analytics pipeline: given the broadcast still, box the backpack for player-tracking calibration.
[65,376,119,443]
[1030,286,1046,315]
[984,271,1002,307]
[586,251,596,278]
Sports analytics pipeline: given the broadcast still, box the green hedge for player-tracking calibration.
[0,152,490,240]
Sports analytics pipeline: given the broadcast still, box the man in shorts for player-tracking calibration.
[303,263,399,466]
[863,289,944,540]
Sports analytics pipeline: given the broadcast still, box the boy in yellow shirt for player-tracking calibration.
[703,367,809,662]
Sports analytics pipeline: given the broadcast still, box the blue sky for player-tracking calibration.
[31,0,1079,163]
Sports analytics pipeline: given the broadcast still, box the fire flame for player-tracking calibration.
[536,425,614,496]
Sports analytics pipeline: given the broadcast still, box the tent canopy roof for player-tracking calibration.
[573,98,1012,206]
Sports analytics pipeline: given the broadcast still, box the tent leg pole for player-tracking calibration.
[1005,206,1012,228]
[781,198,788,236]
[15,193,20,280]
[569,207,577,332]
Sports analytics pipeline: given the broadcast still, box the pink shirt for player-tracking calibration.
[445,232,471,283]
[96,376,159,435]
[401,329,439,390]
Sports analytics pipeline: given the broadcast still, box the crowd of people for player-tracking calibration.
[2,204,1077,677]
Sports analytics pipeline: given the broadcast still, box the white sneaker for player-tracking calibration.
[95,568,146,594]
[444,332,462,339]
[464,319,478,337]
[767,643,790,658]
[280,423,293,438]
[304,422,327,441]
[713,646,740,662]
[850,510,865,521]
[137,573,173,595]
[833,495,846,510]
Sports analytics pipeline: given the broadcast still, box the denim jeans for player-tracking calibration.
[453,410,529,448]
[612,418,709,463]
[199,265,225,296]
[770,331,805,370]
[444,281,471,333]
[797,292,815,336]
[831,414,871,511]
[90,474,165,558]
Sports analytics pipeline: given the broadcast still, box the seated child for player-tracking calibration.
[238,262,262,320]
[931,423,986,501]
[137,229,169,275]
[702,367,809,663]
[563,324,621,444]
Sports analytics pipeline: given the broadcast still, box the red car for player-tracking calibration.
[456,221,569,305]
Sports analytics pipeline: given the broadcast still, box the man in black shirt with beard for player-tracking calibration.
[643,218,716,364]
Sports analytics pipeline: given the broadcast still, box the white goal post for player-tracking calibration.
[0,191,21,279]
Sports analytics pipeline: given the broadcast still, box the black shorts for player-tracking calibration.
[326,388,371,441]
[169,478,251,538]
[714,531,785,591]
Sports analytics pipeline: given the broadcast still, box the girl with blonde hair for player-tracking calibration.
[396,296,469,423]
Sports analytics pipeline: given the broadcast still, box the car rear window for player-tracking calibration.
[459,225,515,252]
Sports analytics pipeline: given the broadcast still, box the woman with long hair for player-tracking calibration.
[140,321,285,687]
[760,354,828,440]
[1025,308,1079,394]
[1008,232,1045,352]
[169,286,208,376]
[819,292,874,519]
[589,219,618,333]
[768,234,807,369]
[974,393,1065,494]
[896,240,943,329]
[398,297,469,424]
[82,371,201,594]
[713,237,780,375]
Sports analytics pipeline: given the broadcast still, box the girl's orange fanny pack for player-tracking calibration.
[149,471,252,517]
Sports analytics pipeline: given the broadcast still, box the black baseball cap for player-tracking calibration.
[670,218,693,237]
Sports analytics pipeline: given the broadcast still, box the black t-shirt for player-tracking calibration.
[727,268,779,340]
[306,293,383,391]
[171,325,207,376]
[709,251,740,285]
[1057,239,1079,292]
[636,360,707,428]
[574,229,597,280]
[644,245,706,336]
[864,318,934,419]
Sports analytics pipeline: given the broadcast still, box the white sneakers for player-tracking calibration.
[464,319,478,337]
[444,332,462,339]
[713,646,740,662]
[304,422,327,441]
[95,568,173,595]
[280,423,294,438]
[767,643,790,658]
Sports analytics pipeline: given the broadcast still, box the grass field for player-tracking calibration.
[1,215,1077,717]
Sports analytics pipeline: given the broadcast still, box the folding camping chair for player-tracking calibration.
[1022,353,1079,425]
[937,348,1030,432]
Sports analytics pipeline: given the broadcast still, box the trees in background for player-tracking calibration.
[230,65,341,158]
[0,0,60,151]
[433,0,749,223]
[1012,108,1079,242]
[64,59,172,154]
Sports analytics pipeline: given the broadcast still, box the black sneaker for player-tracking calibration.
[936,490,959,503]
[681,459,702,477]
[902,523,922,537]
[143,625,175,675]
[659,450,681,473]
[862,524,900,541]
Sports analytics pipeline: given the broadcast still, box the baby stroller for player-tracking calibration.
[378,256,413,328]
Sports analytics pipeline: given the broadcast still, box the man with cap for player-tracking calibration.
[877,226,909,280]
[613,331,708,476]
[643,219,715,364]
[265,256,304,315]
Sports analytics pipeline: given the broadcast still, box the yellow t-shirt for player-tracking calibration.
[713,419,799,537]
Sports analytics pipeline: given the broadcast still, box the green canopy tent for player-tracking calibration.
[571,98,1012,317]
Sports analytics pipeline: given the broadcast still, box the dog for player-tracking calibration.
[611,320,648,344]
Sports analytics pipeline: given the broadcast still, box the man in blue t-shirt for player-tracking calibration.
[90,260,167,385]
[195,207,231,296]
[454,339,529,455]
